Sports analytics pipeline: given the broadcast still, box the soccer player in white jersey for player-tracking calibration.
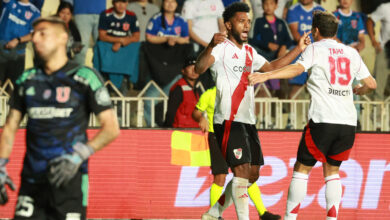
[195,2,311,220]
[249,10,377,220]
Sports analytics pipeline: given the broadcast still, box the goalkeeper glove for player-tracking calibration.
[0,158,15,205]
[48,142,94,188]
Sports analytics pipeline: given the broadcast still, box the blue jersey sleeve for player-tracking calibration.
[286,8,299,24]
[357,13,365,33]
[146,16,159,35]
[130,15,139,34]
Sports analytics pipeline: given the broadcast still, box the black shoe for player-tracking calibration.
[260,211,281,220]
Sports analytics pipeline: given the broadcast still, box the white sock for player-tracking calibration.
[207,180,233,217]
[232,177,249,220]
[325,174,342,220]
[284,172,309,220]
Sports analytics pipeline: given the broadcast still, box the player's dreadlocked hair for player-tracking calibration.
[222,2,250,23]
[312,10,339,37]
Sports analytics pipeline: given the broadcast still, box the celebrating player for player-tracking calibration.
[195,2,310,219]
[249,10,377,220]
[193,86,280,219]
[0,16,119,219]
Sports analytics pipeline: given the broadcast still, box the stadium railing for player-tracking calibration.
[1,79,389,132]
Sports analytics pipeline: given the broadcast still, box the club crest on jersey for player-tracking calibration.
[25,11,33,20]
[123,22,130,31]
[210,4,216,11]
[174,26,181,35]
[56,87,71,103]
[351,20,357,29]
[234,148,243,159]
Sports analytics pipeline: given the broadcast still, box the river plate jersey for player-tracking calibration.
[210,40,267,125]
[296,39,370,126]
[10,61,112,182]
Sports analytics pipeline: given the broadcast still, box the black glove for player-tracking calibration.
[0,158,15,205]
[47,142,94,188]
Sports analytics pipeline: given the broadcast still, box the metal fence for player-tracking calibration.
[1,80,389,132]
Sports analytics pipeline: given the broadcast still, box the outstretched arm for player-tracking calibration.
[260,31,311,72]
[249,63,305,85]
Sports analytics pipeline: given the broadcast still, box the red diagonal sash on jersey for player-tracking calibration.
[221,45,253,158]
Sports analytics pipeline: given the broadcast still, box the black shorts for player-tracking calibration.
[209,132,229,175]
[14,171,88,220]
[214,121,264,169]
[297,120,356,167]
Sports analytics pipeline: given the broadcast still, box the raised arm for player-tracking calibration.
[259,31,311,72]
[195,32,226,74]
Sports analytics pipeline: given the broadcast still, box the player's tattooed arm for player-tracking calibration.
[86,109,120,152]
[195,32,226,74]
[0,109,22,158]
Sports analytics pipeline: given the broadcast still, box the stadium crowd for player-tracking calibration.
[0,0,389,128]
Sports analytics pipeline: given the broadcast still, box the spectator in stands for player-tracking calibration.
[334,0,366,128]
[251,0,292,61]
[182,0,225,54]
[95,0,140,95]
[251,0,288,20]
[0,0,40,86]
[334,0,365,52]
[367,2,390,101]
[140,0,193,127]
[73,0,106,65]
[164,56,202,127]
[146,0,189,45]
[251,0,292,97]
[56,1,83,59]
[128,0,159,42]
[286,0,324,99]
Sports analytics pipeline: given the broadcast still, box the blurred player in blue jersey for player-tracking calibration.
[0,0,40,85]
[333,0,365,51]
[286,0,324,99]
[0,16,120,220]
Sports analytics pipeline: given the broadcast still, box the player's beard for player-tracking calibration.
[231,29,247,45]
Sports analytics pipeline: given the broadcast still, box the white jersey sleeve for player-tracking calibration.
[252,49,268,71]
[296,44,315,71]
[181,0,194,21]
[352,50,371,80]
[211,42,225,64]
[369,3,386,23]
